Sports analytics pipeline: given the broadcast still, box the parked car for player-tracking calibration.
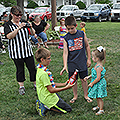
[0,7,7,21]
[81,4,111,22]
[111,3,120,21]
[56,5,84,21]
[2,7,11,21]
[29,7,51,22]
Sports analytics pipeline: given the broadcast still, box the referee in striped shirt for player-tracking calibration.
[4,6,36,95]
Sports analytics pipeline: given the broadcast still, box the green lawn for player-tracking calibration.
[0,21,120,120]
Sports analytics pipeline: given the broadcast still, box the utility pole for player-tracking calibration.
[51,0,57,30]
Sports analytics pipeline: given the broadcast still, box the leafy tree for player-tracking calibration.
[57,5,64,11]
[75,1,86,9]
[0,0,16,7]
[95,0,111,4]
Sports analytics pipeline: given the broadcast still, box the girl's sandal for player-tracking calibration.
[92,106,99,111]
[96,110,104,115]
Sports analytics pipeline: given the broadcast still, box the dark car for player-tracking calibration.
[81,4,111,22]
[29,7,51,22]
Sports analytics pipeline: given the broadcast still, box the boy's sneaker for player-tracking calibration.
[19,87,25,95]
[36,100,47,117]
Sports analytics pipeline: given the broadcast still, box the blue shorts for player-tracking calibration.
[69,70,88,80]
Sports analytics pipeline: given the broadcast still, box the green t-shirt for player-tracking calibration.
[36,68,59,109]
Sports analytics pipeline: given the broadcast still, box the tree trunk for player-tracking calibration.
[17,0,25,19]
[51,0,57,30]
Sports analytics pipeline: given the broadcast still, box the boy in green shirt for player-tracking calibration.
[35,48,75,117]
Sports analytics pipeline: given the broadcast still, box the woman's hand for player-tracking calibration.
[2,45,5,49]
[28,21,32,28]
[18,22,26,29]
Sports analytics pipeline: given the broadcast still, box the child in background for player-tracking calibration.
[0,33,6,53]
[58,18,67,49]
[0,33,6,65]
[80,22,86,33]
[84,46,107,115]
[35,48,75,117]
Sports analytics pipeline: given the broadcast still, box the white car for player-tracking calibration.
[56,5,84,21]
[111,3,120,21]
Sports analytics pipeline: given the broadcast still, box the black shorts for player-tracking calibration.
[69,70,88,80]
[12,56,36,82]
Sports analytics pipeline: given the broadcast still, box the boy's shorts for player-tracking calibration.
[69,70,88,80]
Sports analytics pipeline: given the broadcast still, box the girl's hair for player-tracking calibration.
[65,16,77,27]
[35,48,51,63]
[9,6,22,20]
[93,47,106,64]
[60,18,65,24]
[80,22,86,27]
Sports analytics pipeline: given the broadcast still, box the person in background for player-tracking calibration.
[84,46,107,115]
[58,18,67,49]
[0,33,6,53]
[0,36,5,65]
[4,6,36,95]
[80,22,86,33]
[31,15,50,48]
[0,32,6,65]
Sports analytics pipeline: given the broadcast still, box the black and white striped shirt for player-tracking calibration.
[4,20,33,59]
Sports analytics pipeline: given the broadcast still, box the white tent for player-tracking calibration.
[0,4,5,8]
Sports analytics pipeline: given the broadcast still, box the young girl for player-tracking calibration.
[80,22,86,33]
[84,46,107,115]
[58,18,67,49]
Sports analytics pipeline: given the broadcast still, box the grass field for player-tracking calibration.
[0,21,120,120]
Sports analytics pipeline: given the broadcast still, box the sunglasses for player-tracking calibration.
[13,13,23,17]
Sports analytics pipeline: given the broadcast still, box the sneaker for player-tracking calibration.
[2,50,6,53]
[19,87,25,95]
[36,100,47,117]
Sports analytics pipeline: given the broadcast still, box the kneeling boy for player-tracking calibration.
[35,48,75,116]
